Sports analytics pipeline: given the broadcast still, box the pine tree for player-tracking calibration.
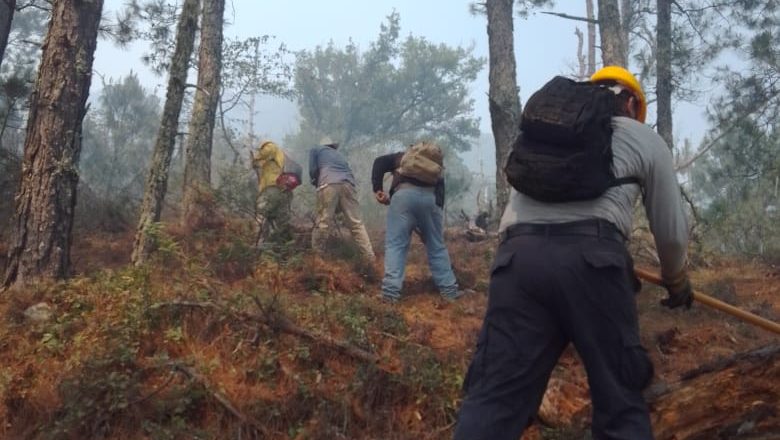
[3,0,104,287]
[181,0,225,230]
[132,0,200,264]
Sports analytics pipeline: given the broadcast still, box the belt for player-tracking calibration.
[396,182,435,192]
[500,219,626,243]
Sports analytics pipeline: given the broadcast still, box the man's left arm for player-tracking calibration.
[372,152,402,205]
[371,153,400,193]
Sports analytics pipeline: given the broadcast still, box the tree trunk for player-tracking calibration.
[597,0,626,66]
[132,0,200,265]
[648,345,780,439]
[656,0,673,149]
[2,0,103,288]
[486,0,521,216]
[575,28,586,78]
[181,0,224,230]
[586,0,596,75]
[0,0,15,68]
[620,0,633,61]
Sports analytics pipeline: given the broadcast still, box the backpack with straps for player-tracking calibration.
[398,142,444,185]
[504,76,637,202]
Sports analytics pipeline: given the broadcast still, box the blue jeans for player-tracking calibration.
[381,187,458,299]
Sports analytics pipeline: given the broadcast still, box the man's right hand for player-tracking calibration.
[375,191,390,205]
[661,274,694,309]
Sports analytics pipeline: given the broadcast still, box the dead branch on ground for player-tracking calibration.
[173,363,269,437]
[151,299,383,367]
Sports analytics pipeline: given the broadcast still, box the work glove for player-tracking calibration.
[661,273,694,310]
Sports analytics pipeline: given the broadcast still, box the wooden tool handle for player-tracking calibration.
[634,267,780,335]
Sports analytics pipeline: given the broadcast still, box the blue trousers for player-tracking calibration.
[381,187,458,299]
[455,226,654,440]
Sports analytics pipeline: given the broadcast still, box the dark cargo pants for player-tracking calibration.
[454,224,654,440]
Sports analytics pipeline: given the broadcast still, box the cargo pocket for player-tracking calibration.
[581,249,629,306]
[582,249,626,271]
[461,326,488,393]
[489,246,515,276]
[625,251,642,293]
[583,248,652,390]
[619,333,654,391]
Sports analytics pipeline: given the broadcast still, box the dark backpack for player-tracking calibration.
[504,76,637,202]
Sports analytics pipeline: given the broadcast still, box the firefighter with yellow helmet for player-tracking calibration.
[455,66,691,439]
[250,140,301,250]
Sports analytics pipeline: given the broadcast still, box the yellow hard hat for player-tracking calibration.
[591,66,647,123]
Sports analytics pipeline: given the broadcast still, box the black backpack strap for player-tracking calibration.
[612,176,640,187]
[612,176,646,202]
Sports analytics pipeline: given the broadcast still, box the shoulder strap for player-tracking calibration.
[612,176,646,202]
[612,176,640,187]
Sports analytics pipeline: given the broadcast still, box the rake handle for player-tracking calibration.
[634,267,780,335]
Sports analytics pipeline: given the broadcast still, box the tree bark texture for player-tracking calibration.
[0,0,15,68]
[132,0,200,265]
[486,0,521,216]
[575,28,586,78]
[648,345,780,439]
[2,0,103,288]
[597,0,626,66]
[620,0,633,60]
[181,0,224,229]
[586,0,596,75]
[537,345,780,438]
[656,0,673,149]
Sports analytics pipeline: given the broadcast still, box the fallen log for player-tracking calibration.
[151,300,382,367]
[244,310,381,366]
[532,345,779,438]
[647,344,780,439]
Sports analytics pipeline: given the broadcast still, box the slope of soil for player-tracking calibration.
[0,222,777,439]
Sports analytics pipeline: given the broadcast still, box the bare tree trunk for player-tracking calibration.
[247,92,257,147]
[132,0,200,265]
[575,28,586,78]
[620,0,633,60]
[656,0,673,149]
[486,0,521,216]
[597,0,626,66]
[3,0,103,288]
[586,0,596,74]
[0,0,15,68]
[181,0,224,230]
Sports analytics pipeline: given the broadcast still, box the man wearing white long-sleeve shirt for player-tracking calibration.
[455,66,692,440]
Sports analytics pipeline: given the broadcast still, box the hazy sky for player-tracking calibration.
[92,0,709,162]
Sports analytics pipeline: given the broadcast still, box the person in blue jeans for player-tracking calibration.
[371,148,462,302]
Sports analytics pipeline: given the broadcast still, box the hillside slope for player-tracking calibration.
[0,223,777,439]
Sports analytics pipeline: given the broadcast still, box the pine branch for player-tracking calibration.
[540,11,597,24]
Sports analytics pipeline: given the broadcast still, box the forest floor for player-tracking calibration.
[0,220,778,439]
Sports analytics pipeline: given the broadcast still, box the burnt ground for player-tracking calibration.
[0,222,777,439]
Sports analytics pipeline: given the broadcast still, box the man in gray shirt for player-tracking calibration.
[309,136,375,260]
[455,66,692,440]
